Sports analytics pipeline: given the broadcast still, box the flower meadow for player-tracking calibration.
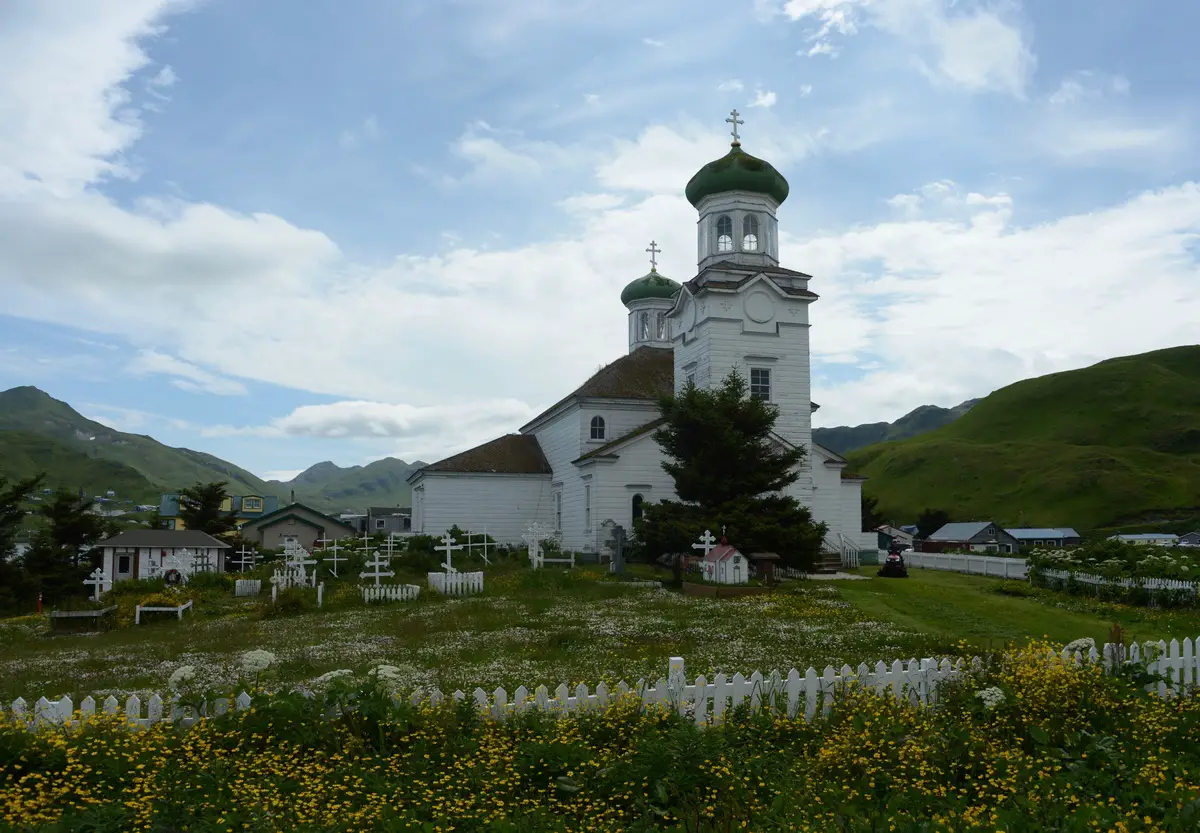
[1028,540,1200,607]
[3,642,1200,832]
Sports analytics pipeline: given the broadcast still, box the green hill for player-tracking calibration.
[849,346,1200,533]
[268,457,426,512]
[814,399,979,455]
[0,386,279,498]
[0,430,158,499]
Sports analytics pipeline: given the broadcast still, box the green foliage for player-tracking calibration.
[260,586,317,617]
[655,370,803,507]
[264,458,424,513]
[38,488,106,561]
[916,508,951,539]
[637,371,825,574]
[177,481,239,536]
[861,493,884,531]
[0,429,157,501]
[0,474,42,562]
[1028,539,1200,607]
[851,345,1200,531]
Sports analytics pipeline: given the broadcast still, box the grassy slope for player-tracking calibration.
[0,430,157,499]
[848,346,1200,532]
[813,399,978,456]
[0,386,278,497]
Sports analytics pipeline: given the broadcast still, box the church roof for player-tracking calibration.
[683,261,818,299]
[522,346,675,430]
[621,269,681,306]
[417,434,552,477]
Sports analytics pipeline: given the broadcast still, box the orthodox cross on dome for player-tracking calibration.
[726,109,744,145]
[646,240,661,272]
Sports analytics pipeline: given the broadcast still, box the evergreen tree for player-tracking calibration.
[635,370,827,580]
[916,508,951,540]
[177,481,239,536]
[0,474,42,614]
[862,494,885,532]
[20,489,106,606]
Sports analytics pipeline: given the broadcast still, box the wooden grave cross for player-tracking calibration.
[523,523,547,568]
[317,536,346,578]
[359,550,395,587]
[284,542,319,586]
[191,549,214,573]
[436,533,464,573]
[464,527,491,565]
[233,544,258,572]
[692,529,717,558]
[83,567,111,601]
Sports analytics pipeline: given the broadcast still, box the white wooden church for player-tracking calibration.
[408,112,875,559]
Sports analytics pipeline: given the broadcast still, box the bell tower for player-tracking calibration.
[620,240,680,353]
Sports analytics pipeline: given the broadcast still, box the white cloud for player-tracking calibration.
[337,114,382,150]
[799,84,813,97]
[445,120,580,184]
[717,79,745,92]
[642,37,665,47]
[82,403,194,432]
[786,0,1035,96]
[262,469,304,482]
[750,89,778,108]
[127,350,248,396]
[1048,70,1131,106]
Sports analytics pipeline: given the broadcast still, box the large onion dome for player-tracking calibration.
[684,143,790,207]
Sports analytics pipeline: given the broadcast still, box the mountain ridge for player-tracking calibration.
[813,399,980,456]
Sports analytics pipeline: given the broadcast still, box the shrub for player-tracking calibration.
[259,586,315,617]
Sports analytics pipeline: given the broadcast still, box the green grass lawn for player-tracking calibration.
[3,565,1198,705]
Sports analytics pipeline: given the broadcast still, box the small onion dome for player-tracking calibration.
[685,144,789,208]
[620,269,681,306]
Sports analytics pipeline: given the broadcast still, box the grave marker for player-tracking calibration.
[436,534,463,573]
[83,568,110,602]
[359,550,395,587]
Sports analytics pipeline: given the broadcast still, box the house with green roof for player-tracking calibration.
[406,113,873,559]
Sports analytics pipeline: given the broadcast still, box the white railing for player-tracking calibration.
[361,584,421,603]
[234,579,261,597]
[428,571,484,595]
[134,599,192,625]
[838,533,859,569]
[270,567,311,591]
[908,552,1029,579]
[1038,568,1198,595]
[10,637,1198,731]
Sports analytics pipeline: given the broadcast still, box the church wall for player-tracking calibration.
[808,460,844,541]
[590,435,679,540]
[529,405,588,550]
[417,473,552,545]
[577,400,661,453]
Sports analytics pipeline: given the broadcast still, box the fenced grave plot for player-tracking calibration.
[428,571,484,595]
[235,579,261,597]
[135,600,193,625]
[361,585,421,603]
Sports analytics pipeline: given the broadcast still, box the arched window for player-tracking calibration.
[655,312,666,339]
[639,311,651,339]
[590,416,606,440]
[631,493,644,522]
[716,215,733,253]
[742,214,759,251]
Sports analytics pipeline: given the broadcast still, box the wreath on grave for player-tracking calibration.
[163,569,183,587]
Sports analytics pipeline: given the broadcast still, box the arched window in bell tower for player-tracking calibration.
[742,214,759,251]
[716,215,733,253]
[639,311,651,339]
[656,312,666,339]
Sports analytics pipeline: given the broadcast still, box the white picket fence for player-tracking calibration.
[1039,568,1199,596]
[361,584,421,603]
[234,579,261,597]
[428,571,484,595]
[270,567,311,591]
[908,552,1029,580]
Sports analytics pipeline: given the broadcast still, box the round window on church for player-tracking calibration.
[716,215,733,253]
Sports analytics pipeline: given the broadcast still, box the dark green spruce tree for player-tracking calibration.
[634,370,827,581]
[0,474,43,613]
[177,481,239,536]
[22,488,107,606]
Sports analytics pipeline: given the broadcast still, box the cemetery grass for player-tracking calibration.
[834,568,1200,649]
[4,565,1200,703]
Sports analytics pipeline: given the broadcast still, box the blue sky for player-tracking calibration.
[1,0,1198,480]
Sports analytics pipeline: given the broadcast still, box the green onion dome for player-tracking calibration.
[684,143,789,207]
[620,269,681,306]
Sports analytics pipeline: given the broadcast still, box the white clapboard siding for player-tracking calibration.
[427,571,484,595]
[1039,568,1198,595]
[234,579,261,597]
[907,552,1029,580]
[11,635,1200,732]
[361,584,421,603]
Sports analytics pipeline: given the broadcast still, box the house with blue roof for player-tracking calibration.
[1108,532,1180,547]
[1005,528,1082,548]
[921,521,1021,554]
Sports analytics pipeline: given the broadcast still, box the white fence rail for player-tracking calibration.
[428,571,484,595]
[134,599,192,625]
[12,637,1199,731]
[361,584,421,603]
[908,552,1029,580]
[1039,568,1199,595]
[234,579,261,597]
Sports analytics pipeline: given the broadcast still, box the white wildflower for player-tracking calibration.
[168,665,196,692]
[975,686,1006,710]
[240,649,277,674]
[1064,637,1096,655]
[369,664,404,682]
[315,669,354,685]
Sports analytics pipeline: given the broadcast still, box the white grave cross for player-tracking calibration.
[523,523,548,568]
[359,550,395,587]
[436,534,463,573]
[83,567,110,601]
[233,544,258,572]
[283,542,319,587]
[692,529,718,559]
[317,537,346,578]
[192,549,214,573]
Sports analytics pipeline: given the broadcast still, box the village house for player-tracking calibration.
[920,522,1021,555]
[1179,531,1200,547]
[702,541,749,585]
[1006,527,1082,549]
[1109,533,1180,547]
[95,529,231,583]
[367,506,412,536]
[876,524,915,550]
[236,502,358,551]
[158,492,279,530]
